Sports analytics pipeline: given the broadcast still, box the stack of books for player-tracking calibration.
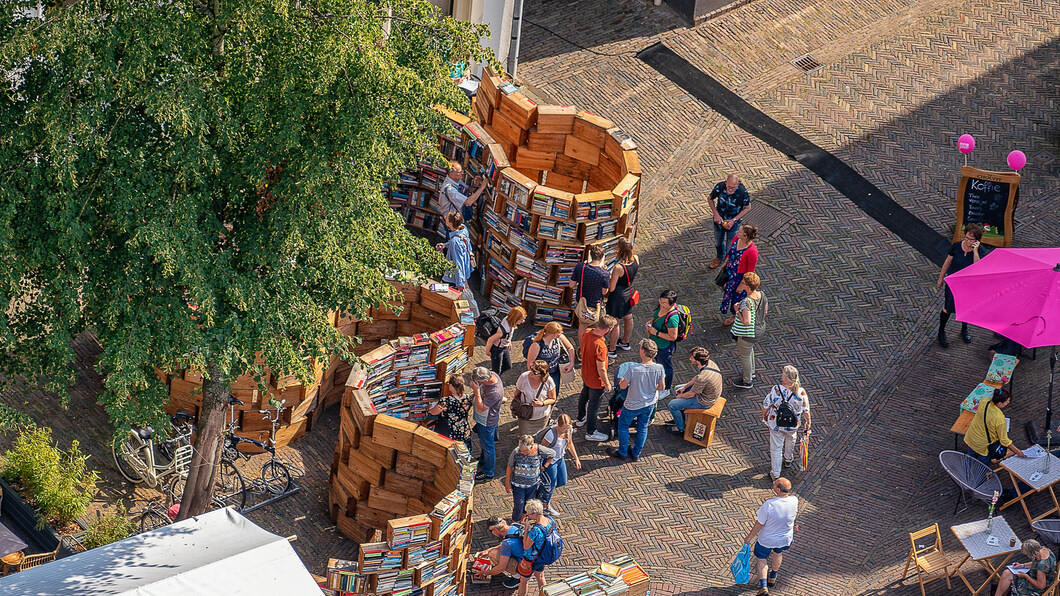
[486,232,514,263]
[389,517,432,550]
[545,245,584,265]
[358,542,402,573]
[484,208,508,236]
[430,490,465,537]
[487,256,516,288]
[514,253,551,283]
[431,324,465,362]
[504,203,533,232]
[406,539,442,567]
[323,558,368,596]
[509,227,541,256]
[535,306,574,326]
[391,335,431,368]
[524,281,564,305]
[488,284,522,310]
[374,568,414,594]
[538,218,577,242]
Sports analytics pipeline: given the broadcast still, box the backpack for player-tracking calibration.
[475,308,501,341]
[532,519,563,565]
[522,335,537,360]
[673,304,693,342]
[774,386,799,428]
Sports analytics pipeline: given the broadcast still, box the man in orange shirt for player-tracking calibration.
[577,315,617,442]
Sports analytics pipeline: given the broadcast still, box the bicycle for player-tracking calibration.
[111,411,196,494]
[222,397,293,495]
[113,410,247,510]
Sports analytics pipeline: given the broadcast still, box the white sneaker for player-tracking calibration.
[656,389,671,399]
[586,431,608,442]
[576,418,587,428]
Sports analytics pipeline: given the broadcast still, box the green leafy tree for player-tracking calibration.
[0,0,490,518]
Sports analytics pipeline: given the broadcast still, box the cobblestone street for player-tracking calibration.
[1,1,1057,595]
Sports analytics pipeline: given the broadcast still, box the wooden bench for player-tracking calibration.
[683,397,726,447]
[951,410,975,450]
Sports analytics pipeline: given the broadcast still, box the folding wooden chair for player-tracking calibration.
[1043,573,1060,596]
[901,524,952,596]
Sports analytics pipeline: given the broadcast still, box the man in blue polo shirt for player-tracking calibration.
[708,174,752,269]
[473,516,524,589]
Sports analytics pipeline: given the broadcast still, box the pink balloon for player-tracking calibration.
[1007,150,1027,171]
[957,134,975,154]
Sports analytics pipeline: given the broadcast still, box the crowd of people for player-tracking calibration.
[421,171,818,594]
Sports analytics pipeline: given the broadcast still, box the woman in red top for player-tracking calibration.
[720,225,759,324]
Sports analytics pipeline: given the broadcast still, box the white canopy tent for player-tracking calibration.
[0,507,322,595]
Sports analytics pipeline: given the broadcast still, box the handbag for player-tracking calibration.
[984,401,1009,460]
[573,263,601,324]
[623,264,639,307]
[714,268,729,287]
[510,379,545,420]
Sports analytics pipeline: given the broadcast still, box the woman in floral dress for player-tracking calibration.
[430,374,472,449]
[720,225,759,324]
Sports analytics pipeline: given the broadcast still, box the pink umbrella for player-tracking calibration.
[945,248,1060,349]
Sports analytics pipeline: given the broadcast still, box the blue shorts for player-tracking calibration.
[754,542,790,559]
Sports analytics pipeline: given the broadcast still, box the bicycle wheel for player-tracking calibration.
[139,508,172,533]
[112,439,145,484]
[260,460,292,494]
[167,460,246,510]
[213,460,247,510]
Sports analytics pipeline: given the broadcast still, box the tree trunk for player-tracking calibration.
[175,360,230,520]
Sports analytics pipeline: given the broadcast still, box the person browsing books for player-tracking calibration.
[473,516,526,589]
[471,367,505,483]
[440,161,486,232]
[667,347,722,435]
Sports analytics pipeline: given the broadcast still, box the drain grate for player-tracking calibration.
[791,53,824,74]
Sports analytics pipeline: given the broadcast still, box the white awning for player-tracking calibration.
[0,507,322,595]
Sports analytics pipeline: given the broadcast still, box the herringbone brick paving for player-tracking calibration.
[0,1,1058,595]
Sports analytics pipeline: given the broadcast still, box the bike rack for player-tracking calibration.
[239,479,302,514]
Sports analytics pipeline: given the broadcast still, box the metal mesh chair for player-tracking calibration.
[939,450,1003,514]
[1032,520,1060,546]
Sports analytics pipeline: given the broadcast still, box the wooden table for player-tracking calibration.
[999,453,1060,524]
[950,517,1021,595]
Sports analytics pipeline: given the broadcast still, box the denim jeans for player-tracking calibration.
[512,482,540,522]
[713,221,741,259]
[617,404,655,458]
[657,343,675,389]
[477,424,498,478]
[538,458,568,506]
[490,345,511,375]
[577,385,606,434]
[668,396,702,431]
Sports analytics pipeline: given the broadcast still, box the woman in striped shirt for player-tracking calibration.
[731,272,763,390]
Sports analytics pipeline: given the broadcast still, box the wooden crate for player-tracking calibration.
[544,171,584,194]
[526,129,567,153]
[573,110,614,145]
[563,135,601,166]
[536,105,576,134]
[498,92,537,129]
[372,415,418,453]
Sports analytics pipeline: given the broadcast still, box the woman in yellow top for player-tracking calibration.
[964,389,1026,467]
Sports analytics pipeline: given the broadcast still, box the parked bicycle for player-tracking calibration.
[111,411,196,493]
[222,396,293,495]
[113,410,247,510]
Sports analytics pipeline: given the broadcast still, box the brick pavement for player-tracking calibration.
[0,1,1058,595]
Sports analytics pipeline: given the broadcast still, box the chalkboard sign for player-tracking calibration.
[954,166,1020,247]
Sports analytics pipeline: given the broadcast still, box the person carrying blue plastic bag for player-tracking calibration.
[742,477,799,595]
[730,543,752,585]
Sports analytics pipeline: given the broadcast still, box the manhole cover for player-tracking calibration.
[747,201,795,239]
[791,54,824,74]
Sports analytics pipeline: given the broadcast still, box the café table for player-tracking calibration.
[999,452,1060,525]
[951,516,1021,595]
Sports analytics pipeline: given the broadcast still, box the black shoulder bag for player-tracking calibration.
[984,402,1009,460]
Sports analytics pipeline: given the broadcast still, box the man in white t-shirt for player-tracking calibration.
[742,477,798,595]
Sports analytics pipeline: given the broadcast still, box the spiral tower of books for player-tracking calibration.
[391,69,641,327]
